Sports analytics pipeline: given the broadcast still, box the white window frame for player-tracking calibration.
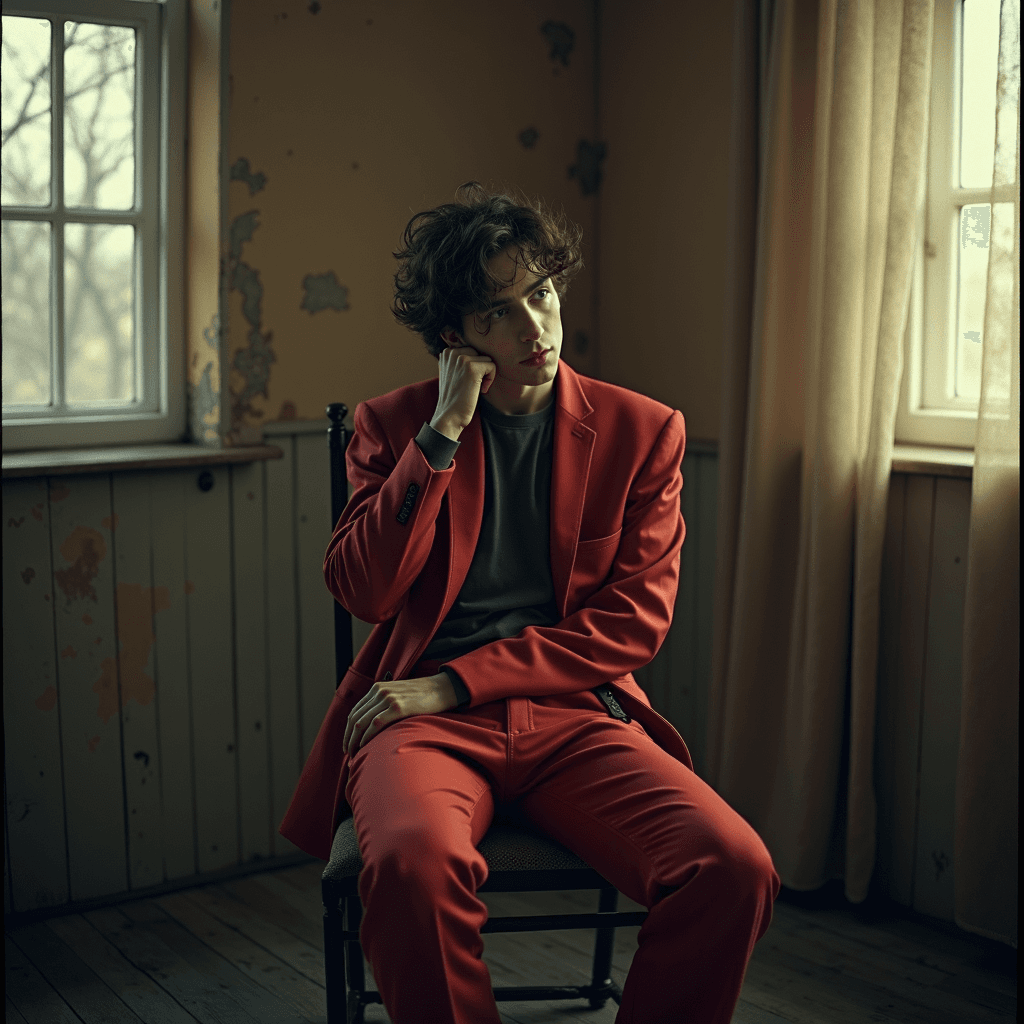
[1,0,185,452]
[896,0,1015,449]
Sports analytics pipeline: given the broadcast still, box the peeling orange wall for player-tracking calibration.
[227,0,600,434]
[598,2,736,442]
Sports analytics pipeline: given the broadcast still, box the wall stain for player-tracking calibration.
[541,21,575,66]
[88,736,100,753]
[229,156,267,196]
[93,583,172,724]
[8,517,25,528]
[82,614,93,625]
[50,484,71,502]
[519,127,540,149]
[301,271,349,314]
[54,526,107,603]
[134,750,151,769]
[101,514,119,531]
[184,580,196,595]
[189,314,221,446]
[228,201,276,426]
[569,139,607,197]
[35,686,57,712]
[277,400,297,420]
[31,504,43,521]
[60,645,77,659]
[21,567,35,585]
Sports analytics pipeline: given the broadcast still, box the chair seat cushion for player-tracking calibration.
[322,815,593,882]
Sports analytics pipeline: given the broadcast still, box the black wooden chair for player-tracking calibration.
[321,403,649,1024]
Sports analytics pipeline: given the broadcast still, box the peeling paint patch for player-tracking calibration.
[50,484,71,502]
[101,513,119,531]
[184,580,196,595]
[35,686,57,712]
[569,139,607,197]
[31,503,43,521]
[301,272,350,314]
[87,735,101,753]
[278,400,297,420]
[21,566,35,584]
[82,613,93,625]
[60,645,77,659]
[55,526,107,602]
[541,21,575,66]
[229,156,267,196]
[519,127,540,149]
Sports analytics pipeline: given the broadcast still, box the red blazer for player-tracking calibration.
[279,358,693,860]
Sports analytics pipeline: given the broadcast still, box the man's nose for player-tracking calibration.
[519,306,543,341]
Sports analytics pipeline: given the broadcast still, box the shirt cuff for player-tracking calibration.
[442,666,471,708]
[415,421,460,471]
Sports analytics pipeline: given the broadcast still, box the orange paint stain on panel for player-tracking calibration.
[87,736,101,753]
[101,513,119,531]
[35,686,58,712]
[50,484,71,501]
[54,526,107,602]
[93,583,172,723]
[30,504,44,521]
[82,614,93,625]
[60,645,77,659]
[184,581,195,594]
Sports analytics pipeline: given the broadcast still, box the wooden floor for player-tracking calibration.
[5,862,1016,1024]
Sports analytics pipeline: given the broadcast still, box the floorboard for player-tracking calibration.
[5,863,1016,1024]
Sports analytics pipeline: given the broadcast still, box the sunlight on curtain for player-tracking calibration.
[955,0,1020,948]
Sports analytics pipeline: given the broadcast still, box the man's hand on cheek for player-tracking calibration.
[344,673,458,755]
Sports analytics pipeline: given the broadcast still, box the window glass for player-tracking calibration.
[959,0,1000,188]
[65,222,135,403]
[1,17,52,206]
[64,21,135,210]
[1,220,52,407]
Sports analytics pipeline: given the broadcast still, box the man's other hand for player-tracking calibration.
[344,673,458,755]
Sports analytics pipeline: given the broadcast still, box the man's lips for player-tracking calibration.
[520,348,551,364]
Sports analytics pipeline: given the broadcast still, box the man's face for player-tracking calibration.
[444,248,563,390]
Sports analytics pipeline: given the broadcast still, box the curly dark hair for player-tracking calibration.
[392,182,584,358]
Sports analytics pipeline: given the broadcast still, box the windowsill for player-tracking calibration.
[1,442,284,479]
[891,444,973,479]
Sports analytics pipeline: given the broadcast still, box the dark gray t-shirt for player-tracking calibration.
[413,393,561,706]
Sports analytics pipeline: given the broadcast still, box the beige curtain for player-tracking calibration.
[955,1,1020,948]
[708,0,934,901]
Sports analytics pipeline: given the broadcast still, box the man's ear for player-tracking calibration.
[439,328,462,348]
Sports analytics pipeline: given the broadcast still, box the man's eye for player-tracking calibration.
[491,307,508,320]
[533,288,550,300]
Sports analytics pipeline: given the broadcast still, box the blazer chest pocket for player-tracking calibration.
[569,529,623,605]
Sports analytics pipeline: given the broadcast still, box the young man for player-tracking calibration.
[281,184,779,1024]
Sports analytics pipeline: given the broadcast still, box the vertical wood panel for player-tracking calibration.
[294,432,336,762]
[265,446,302,856]
[913,477,972,922]
[874,473,907,902]
[183,466,238,873]
[48,475,127,901]
[110,472,164,890]
[2,478,69,911]
[691,453,719,780]
[230,462,271,863]
[148,471,196,881]
[890,475,937,906]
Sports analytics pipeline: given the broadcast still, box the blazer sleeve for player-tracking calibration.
[324,401,456,623]
[445,409,686,705]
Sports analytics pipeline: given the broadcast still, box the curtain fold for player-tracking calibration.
[955,0,1020,948]
[708,0,934,901]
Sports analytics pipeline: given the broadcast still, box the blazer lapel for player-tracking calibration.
[550,361,596,617]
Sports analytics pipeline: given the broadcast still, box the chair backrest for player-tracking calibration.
[327,402,354,688]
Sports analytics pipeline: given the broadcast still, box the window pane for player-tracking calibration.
[955,204,989,400]
[1,17,52,206]
[64,22,135,210]
[65,223,135,403]
[959,0,1001,188]
[2,221,52,407]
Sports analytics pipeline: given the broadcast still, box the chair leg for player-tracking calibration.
[323,896,348,1024]
[589,886,620,1009]
[344,894,367,1024]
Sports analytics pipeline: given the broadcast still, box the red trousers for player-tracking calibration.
[345,663,780,1024]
